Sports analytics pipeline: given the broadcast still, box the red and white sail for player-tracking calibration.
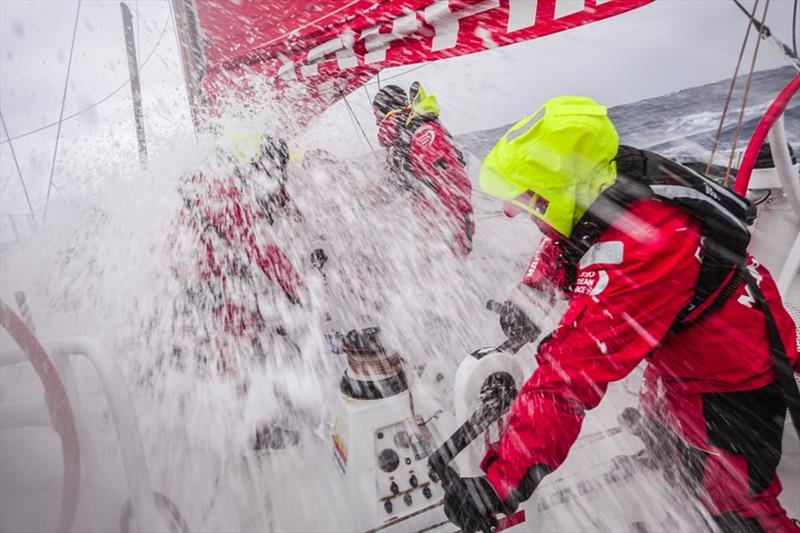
[172,0,653,123]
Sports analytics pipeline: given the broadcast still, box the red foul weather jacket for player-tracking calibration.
[484,198,799,526]
[178,171,304,340]
[377,111,475,257]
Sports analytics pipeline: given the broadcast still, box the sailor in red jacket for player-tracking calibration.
[372,83,474,257]
[444,96,800,533]
[173,133,304,374]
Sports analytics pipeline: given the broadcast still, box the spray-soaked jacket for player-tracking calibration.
[175,169,304,342]
[482,198,799,524]
[377,107,474,257]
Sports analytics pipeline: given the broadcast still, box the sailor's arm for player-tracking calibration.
[483,203,702,504]
[489,236,570,348]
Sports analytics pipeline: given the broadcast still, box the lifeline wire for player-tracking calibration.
[706,0,760,175]
[0,110,37,225]
[1,8,172,147]
[44,0,82,220]
[342,92,375,152]
[724,0,771,187]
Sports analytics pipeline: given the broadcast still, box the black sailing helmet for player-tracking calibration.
[372,84,408,119]
[257,134,289,175]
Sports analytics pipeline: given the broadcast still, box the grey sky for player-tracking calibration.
[302,0,800,156]
[1,0,798,241]
[0,0,190,240]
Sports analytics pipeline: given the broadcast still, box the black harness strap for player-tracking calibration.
[669,267,746,333]
[391,114,465,174]
[389,114,438,174]
[565,146,753,333]
[743,271,800,441]
[562,149,800,425]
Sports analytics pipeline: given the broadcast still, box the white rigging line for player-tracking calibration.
[363,84,372,105]
[0,8,172,147]
[342,93,375,152]
[0,110,36,226]
[366,63,428,86]
[43,0,82,221]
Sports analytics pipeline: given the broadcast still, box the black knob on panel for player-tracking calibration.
[409,475,418,488]
[403,493,413,506]
[422,486,432,499]
[384,500,393,514]
[390,481,400,495]
[378,448,400,473]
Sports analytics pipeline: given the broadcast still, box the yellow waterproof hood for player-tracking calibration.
[219,122,262,165]
[406,83,440,124]
[479,96,619,237]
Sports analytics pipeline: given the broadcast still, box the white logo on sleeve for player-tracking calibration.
[574,269,610,296]
[416,127,436,147]
[737,262,763,309]
[579,241,624,269]
[573,241,622,297]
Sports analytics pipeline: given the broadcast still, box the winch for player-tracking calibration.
[330,327,455,533]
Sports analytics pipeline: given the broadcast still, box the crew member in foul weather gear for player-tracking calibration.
[251,134,304,226]
[443,96,800,533]
[172,130,305,374]
[372,83,475,257]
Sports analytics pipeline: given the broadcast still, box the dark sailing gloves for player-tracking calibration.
[443,466,552,532]
[443,476,508,533]
[487,300,541,348]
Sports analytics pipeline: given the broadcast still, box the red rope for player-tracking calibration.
[733,73,800,195]
[0,300,80,532]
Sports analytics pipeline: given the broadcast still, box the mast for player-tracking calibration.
[170,0,206,131]
[120,2,148,166]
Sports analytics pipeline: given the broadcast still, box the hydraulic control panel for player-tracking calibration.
[373,421,442,518]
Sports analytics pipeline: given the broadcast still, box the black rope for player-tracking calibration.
[731,0,800,65]
[754,189,772,205]
[44,0,82,220]
[743,272,800,441]
[732,0,768,34]
[0,8,172,147]
[0,110,37,225]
